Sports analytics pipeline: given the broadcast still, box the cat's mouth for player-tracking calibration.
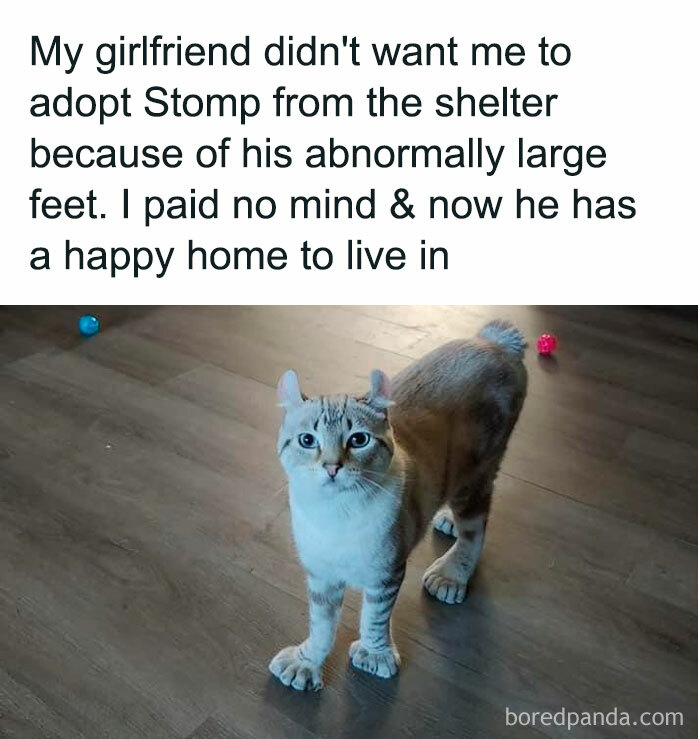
[321,475,354,491]
[322,476,344,487]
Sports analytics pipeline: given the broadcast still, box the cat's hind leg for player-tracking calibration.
[422,513,486,604]
[423,475,493,604]
[432,506,456,536]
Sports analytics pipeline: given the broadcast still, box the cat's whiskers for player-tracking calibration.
[362,468,415,486]
[358,476,399,500]
[361,469,403,482]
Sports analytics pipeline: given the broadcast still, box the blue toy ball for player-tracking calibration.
[78,314,100,337]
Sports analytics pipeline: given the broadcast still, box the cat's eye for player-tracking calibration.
[348,431,371,448]
[298,433,318,449]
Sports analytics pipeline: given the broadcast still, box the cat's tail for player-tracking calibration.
[478,320,526,359]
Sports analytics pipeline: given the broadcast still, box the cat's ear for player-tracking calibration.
[277,369,304,409]
[365,369,393,413]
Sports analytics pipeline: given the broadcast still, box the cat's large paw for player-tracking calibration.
[422,554,469,604]
[349,640,401,679]
[432,507,456,537]
[269,645,324,691]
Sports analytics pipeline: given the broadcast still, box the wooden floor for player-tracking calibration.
[0,306,696,739]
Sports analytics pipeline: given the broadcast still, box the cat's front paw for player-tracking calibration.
[349,640,400,679]
[269,645,324,691]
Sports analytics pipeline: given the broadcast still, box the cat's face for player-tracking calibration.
[277,370,394,492]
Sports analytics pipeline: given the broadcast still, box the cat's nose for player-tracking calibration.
[323,463,342,479]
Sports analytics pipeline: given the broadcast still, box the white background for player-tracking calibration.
[1,0,698,304]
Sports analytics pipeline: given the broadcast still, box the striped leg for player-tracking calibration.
[269,575,345,691]
[349,565,405,679]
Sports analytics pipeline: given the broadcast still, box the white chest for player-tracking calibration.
[289,488,399,588]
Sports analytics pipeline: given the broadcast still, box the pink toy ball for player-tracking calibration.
[536,333,558,356]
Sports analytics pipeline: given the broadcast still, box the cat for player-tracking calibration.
[269,319,527,691]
